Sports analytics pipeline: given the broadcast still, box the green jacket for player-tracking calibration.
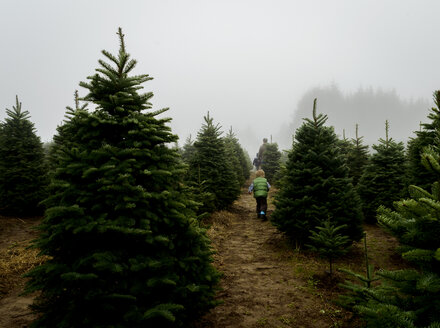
[253,177,269,198]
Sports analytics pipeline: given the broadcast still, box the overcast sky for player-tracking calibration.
[1,0,439,153]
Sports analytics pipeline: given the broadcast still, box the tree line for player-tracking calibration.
[0,28,439,327]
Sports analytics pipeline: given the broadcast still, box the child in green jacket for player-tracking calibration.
[248,169,271,220]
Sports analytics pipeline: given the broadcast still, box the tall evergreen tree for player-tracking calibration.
[260,142,282,184]
[25,29,219,327]
[357,121,406,223]
[0,96,48,216]
[188,113,241,210]
[271,99,363,246]
[406,91,440,191]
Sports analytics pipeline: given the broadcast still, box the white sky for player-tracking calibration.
[1,0,439,154]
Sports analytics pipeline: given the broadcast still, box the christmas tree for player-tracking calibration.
[406,91,440,191]
[346,124,369,187]
[25,29,219,327]
[307,220,350,275]
[260,142,282,184]
[188,112,241,210]
[0,96,48,216]
[271,99,363,246]
[357,121,406,223]
[340,145,440,327]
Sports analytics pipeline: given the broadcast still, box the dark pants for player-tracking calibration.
[256,197,268,214]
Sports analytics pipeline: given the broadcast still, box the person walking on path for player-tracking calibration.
[248,169,271,220]
[252,153,260,171]
[257,138,268,169]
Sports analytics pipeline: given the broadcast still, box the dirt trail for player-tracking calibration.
[0,217,40,328]
[195,186,347,328]
[0,184,404,327]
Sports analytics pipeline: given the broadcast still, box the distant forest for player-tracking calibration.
[276,84,430,149]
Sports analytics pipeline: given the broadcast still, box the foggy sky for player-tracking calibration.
[1,0,439,155]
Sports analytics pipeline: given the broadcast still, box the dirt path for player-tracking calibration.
[0,186,405,327]
[195,187,350,328]
[0,216,41,328]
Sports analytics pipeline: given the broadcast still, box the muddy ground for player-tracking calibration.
[0,186,406,328]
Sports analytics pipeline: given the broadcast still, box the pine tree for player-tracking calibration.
[271,99,363,246]
[306,220,350,275]
[356,121,406,223]
[25,29,219,327]
[180,134,196,165]
[0,96,48,216]
[224,127,244,187]
[47,90,87,175]
[188,112,241,210]
[260,142,282,184]
[346,124,369,186]
[338,144,440,327]
[406,91,440,191]
[338,232,380,308]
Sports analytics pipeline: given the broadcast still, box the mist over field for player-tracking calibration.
[0,0,439,157]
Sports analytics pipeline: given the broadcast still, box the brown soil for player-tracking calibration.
[0,216,41,328]
[0,186,408,328]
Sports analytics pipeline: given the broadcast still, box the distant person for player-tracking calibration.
[257,138,268,169]
[252,153,260,171]
[248,169,271,220]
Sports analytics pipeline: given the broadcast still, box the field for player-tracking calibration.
[0,186,408,328]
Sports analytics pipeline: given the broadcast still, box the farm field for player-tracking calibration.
[0,182,408,328]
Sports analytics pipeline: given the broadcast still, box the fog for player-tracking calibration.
[1,0,439,156]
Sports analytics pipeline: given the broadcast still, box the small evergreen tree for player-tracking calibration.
[188,112,241,210]
[356,121,406,223]
[180,134,196,165]
[346,124,369,186]
[224,127,245,187]
[338,232,380,309]
[307,220,350,275]
[0,96,48,216]
[271,99,363,246]
[47,90,87,175]
[260,142,281,184]
[25,29,219,327]
[406,91,440,191]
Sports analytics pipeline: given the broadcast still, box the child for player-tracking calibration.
[248,169,271,220]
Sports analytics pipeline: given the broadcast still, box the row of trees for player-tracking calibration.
[0,29,253,327]
[1,28,438,328]
[270,93,440,327]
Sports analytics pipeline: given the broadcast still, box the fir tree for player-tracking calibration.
[47,90,87,175]
[307,220,350,275]
[224,127,245,187]
[357,121,406,223]
[338,144,440,327]
[346,124,369,186]
[338,129,354,162]
[0,96,48,216]
[260,142,282,184]
[180,134,196,165]
[406,91,440,191]
[271,99,363,246]
[25,29,219,328]
[188,112,241,210]
[338,232,380,309]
